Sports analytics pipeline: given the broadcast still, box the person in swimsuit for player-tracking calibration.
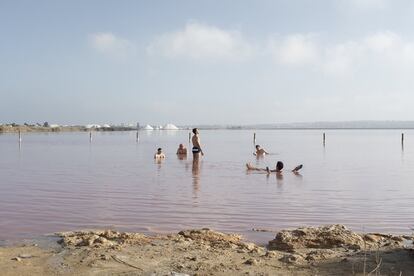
[154,148,166,159]
[191,128,204,157]
[246,162,303,174]
[176,143,187,155]
[254,145,269,156]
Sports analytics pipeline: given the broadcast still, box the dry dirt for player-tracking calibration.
[1,225,414,276]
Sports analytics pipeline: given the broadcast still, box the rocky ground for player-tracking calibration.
[1,225,413,275]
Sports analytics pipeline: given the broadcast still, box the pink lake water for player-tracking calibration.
[1,129,414,243]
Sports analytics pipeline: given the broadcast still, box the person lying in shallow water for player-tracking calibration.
[246,162,303,174]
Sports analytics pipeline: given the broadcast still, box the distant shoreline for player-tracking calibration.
[0,125,139,133]
[1,125,414,133]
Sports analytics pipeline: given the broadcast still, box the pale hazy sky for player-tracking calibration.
[2,0,414,125]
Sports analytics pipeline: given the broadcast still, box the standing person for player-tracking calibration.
[191,128,204,157]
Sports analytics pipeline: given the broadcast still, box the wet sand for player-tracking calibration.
[1,225,413,276]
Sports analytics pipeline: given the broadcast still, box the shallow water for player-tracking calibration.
[1,129,414,243]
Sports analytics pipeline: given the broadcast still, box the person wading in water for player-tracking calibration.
[191,128,204,158]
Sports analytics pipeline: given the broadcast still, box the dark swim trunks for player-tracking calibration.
[192,147,201,153]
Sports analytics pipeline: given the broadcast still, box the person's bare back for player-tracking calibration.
[254,145,269,156]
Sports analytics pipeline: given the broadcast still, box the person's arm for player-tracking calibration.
[197,136,204,156]
[292,164,303,172]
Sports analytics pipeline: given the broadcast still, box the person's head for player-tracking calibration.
[276,161,284,172]
[192,128,198,134]
[157,148,162,153]
[178,143,184,149]
[255,145,260,150]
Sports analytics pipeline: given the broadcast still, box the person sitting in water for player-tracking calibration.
[154,148,166,159]
[246,162,303,174]
[176,144,187,155]
[254,145,269,156]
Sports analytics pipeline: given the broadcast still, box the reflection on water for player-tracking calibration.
[1,129,414,242]
[177,154,187,161]
[276,172,284,183]
[293,171,303,179]
[192,154,201,198]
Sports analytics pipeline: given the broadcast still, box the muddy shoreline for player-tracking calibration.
[1,224,413,275]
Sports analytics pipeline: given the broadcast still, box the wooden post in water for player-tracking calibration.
[323,132,326,146]
[136,131,139,142]
[18,131,22,143]
[189,132,191,144]
[89,131,92,142]
[402,133,404,145]
[253,133,256,145]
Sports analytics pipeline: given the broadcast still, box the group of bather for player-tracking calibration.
[154,128,203,159]
[154,128,303,175]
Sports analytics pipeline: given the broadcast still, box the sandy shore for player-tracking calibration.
[1,225,413,276]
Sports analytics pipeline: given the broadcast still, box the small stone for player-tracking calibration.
[100,254,110,261]
[242,243,256,251]
[189,256,197,261]
[279,254,305,264]
[391,236,404,242]
[18,254,32,259]
[243,258,258,265]
[250,247,264,254]
[12,257,22,262]
[364,234,382,243]
[265,251,278,258]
